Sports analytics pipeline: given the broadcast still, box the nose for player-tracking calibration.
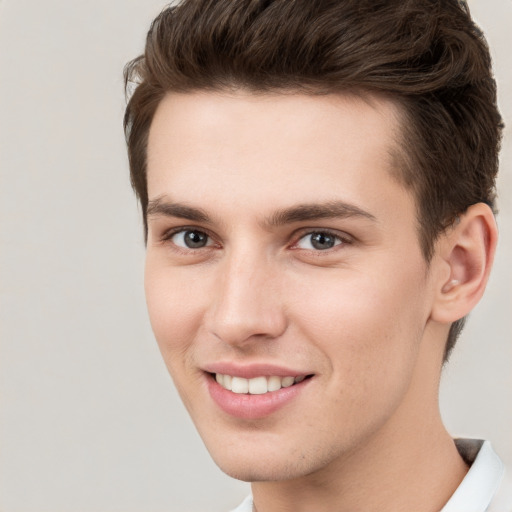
[205,252,287,347]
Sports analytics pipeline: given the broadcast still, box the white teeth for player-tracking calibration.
[267,375,282,392]
[248,376,268,395]
[223,374,232,391]
[215,374,308,394]
[281,376,295,388]
[231,376,249,394]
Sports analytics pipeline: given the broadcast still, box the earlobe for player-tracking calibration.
[431,203,498,324]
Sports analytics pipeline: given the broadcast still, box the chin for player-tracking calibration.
[214,457,307,483]
[205,438,339,483]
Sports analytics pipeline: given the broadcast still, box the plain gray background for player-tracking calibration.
[0,1,510,511]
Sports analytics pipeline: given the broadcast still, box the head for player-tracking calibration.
[125,0,502,361]
[124,0,502,482]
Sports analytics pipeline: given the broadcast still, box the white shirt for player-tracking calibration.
[230,439,512,512]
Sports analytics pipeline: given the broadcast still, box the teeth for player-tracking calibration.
[248,376,268,395]
[215,374,308,394]
[267,375,282,392]
[281,376,295,388]
[231,376,249,394]
[223,374,232,391]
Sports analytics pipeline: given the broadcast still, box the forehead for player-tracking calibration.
[146,90,411,220]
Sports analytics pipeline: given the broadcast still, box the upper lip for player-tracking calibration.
[202,362,311,379]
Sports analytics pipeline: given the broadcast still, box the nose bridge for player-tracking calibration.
[208,246,286,345]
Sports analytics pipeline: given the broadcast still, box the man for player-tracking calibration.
[124,0,510,510]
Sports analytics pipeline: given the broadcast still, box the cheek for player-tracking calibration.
[289,264,428,393]
[144,259,207,370]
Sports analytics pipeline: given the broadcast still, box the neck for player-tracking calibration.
[251,327,468,512]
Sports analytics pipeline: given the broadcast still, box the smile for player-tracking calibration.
[215,374,306,394]
[207,371,313,419]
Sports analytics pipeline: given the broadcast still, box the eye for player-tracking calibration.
[170,229,213,249]
[295,231,345,251]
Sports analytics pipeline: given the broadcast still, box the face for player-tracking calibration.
[145,91,438,482]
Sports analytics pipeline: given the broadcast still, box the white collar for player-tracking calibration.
[441,439,504,512]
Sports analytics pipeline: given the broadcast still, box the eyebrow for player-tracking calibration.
[146,197,377,226]
[147,197,211,223]
[265,201,377,227]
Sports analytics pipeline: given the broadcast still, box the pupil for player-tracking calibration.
[311,232,335,250]
[185,230,208,248]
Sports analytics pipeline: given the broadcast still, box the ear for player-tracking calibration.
[430,203,498,324]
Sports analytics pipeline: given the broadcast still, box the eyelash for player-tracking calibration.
[159,227,352,254]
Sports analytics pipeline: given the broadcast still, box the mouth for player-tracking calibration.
[211,373,312,395]
[205,371,314,419]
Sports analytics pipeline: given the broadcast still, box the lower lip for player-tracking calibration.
[206,375,311,420]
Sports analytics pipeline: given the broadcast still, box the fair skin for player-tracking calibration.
[144,91,497,512]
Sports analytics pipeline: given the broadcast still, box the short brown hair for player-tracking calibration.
[124,0,503,359]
